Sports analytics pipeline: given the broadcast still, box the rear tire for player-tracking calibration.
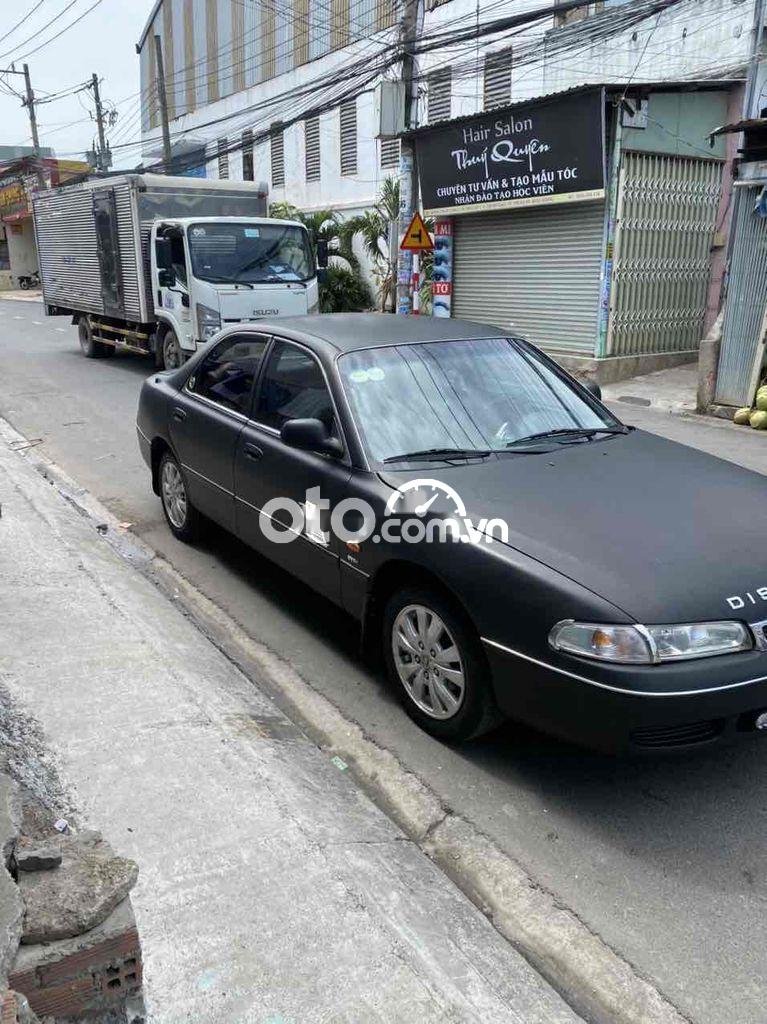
[382,585,503,742]
[159,451,200,543]
[77,316,111,359]
[161,329,183,370]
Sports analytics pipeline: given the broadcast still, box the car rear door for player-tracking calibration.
[234,338,351,605]
[168,333,269,531]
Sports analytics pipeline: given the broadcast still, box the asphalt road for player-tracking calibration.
[2,297,766,1024]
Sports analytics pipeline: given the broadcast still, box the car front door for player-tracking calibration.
[168,332,269,531]
[234,338,351,605]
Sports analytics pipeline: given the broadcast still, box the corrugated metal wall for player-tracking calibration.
[452,201,605,353]
[35,179,143,321]
[607,151,723,357]
[715,184,767,407]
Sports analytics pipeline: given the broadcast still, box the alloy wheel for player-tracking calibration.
[161,460,187,530]
[391,604,466,719]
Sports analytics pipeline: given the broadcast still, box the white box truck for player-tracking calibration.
[33,174,323,369]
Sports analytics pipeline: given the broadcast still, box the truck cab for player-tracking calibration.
[150,217,320,368]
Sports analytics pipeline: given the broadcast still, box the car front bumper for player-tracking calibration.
[483,637,767,754]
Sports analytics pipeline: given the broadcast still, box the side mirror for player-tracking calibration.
[316,239,329,269]
[158,268,176,288]
[280,417,343,457]
[582,378,602,402]
[317,267,328,285]
[155,236,173,271]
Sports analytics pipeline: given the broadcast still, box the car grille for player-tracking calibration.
[630,718,725,749]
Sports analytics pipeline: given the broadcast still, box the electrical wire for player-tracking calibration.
[0,0,47,47]
[11,0,105,63]
[0,0,81,61]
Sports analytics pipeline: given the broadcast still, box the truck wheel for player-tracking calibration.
[77,317,110,359]
[162,330,183,370]
[382,585,503,742]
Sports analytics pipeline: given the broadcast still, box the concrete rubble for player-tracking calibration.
[19,832,138,945]
[0,719,143,1022]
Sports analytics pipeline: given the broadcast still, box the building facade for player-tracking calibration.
[135,0,765,377]
[0,155,90,290]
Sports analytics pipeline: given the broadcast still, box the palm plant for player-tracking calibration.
[269,202,359,272]
[342,177,400,312]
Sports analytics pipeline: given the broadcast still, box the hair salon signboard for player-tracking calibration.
[416,88,605,217]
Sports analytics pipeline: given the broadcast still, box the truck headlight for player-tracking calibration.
[196,303,221,341]
[549,620,753,664]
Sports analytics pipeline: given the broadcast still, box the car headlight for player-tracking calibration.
[196,303,221,341]
[549,620,753,664]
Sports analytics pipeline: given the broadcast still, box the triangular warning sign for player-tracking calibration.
[400,212,433,251]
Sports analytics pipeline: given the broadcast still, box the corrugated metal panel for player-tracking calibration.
[483,49,513,111]
[452,201,605,354]
[427,68,451,123]
[380,137,400,169]
[339,100,357,176]
[608,151,723,357]
[305,116,321,181]
[715,185,767,406]
[34,178,144,321]
[271,124,285,186]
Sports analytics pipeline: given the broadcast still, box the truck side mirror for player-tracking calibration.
[158,268,176,288]
[316,239,329,269]
[156,236,173,272]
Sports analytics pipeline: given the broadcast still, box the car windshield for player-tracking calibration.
[338,337,621,463]
[187,222,313,284]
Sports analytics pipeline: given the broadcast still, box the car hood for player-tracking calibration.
[378,429,767,624]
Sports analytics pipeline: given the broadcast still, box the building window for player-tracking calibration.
[427,68,451,123]
[242,130,254,181]
[271,124,285,187]
[305,116,321,182]
[380,137,400,170]
[375,0,396,31]
[339,101,357,176]
[217,138,229,179]
[483,48,512,110]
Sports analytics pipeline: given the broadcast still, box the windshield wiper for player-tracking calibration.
[383,447,492,464]
[505,426,628,448]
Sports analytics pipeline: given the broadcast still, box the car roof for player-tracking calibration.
[248,313,511,354]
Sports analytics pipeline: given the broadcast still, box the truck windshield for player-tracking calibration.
[187,222,313,284]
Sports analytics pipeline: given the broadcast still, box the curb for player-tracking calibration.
[0,416,691,1024]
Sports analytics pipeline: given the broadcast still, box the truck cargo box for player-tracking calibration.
[33,174,268,324]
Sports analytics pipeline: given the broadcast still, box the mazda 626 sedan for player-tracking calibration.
[136,314,767,753]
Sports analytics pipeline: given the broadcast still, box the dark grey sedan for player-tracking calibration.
[136,314,767,752]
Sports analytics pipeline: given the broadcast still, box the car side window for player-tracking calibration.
[255,340,337,433]
[187,334,268,415]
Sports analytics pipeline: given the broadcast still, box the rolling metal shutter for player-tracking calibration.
[715,183,767,407]
[452,201,605,353]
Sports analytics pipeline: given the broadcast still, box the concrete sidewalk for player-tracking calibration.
[0,429,581,1022]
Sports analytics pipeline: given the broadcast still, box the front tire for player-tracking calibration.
[382,585,503,741]
[159,451,200,542]
[161,329,183,370]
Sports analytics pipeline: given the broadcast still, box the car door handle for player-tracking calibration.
[172,406,187,422]
[243,443,263,461]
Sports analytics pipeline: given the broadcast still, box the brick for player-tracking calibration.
[9,899,143,1021]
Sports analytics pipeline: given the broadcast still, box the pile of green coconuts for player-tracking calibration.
[734,381,767,430]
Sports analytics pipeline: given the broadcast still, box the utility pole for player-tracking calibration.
[395,0,423,315]
[153,34,173,173]
[89,73,110,173]
[22,64,46,191]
